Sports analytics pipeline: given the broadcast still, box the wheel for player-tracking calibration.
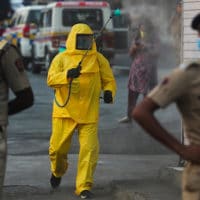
[23,58,31,70]
[44,50,57,71]
[17,44,30,70]
[32,61,42,74]
[31,45,42,74]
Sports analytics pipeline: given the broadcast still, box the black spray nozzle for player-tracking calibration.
[112,9,121,17]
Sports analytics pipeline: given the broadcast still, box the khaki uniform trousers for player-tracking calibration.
[49,118,99,195]
[182,162,200,200]
[0,126,7,197]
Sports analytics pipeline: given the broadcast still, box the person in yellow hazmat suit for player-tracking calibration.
[47,23,116,199]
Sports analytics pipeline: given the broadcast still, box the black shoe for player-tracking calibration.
[50,174,61,189]
[80,190,94,199]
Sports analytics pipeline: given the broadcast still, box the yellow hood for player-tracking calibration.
[65,23,97,55]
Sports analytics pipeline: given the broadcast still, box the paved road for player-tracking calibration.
[3,154,181,200]
[7,64,181,155]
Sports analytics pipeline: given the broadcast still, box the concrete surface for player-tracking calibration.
[7,65,182,155]
[2,154,182,200]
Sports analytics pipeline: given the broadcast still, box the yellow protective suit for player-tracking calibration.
[47,23,116,195]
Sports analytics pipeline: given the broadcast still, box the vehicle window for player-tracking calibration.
[13,13,21,25]
[9,11,22,26]
[38,12,45,27]
[27,10,42,25]
[62,9,103,30]
[18,13,26,24]
[46,10,52,27]
[9,16,17,26]
[43,9,52,27]
[113,13,130,28]
[16,15,22,24]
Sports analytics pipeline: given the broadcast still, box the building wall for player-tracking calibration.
[182,0,200,62]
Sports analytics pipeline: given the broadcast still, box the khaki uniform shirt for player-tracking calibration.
[0,40,31,125]
[148,62,200,145]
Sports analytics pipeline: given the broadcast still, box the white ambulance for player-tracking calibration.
[32,1,114,73]
[2,5,44,68]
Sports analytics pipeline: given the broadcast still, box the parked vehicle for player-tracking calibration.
[2,5,45,67]
[32,1,115,74]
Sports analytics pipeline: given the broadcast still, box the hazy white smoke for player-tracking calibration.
[122,1,177,44]
[122,0,178,68]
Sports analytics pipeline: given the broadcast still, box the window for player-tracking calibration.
[38,11,45,27]
[27,10,42,25]
[62,9,103,30]
[43,9,52,27]
[10,15,17,26]
[18,12,26,24]
[113,12,130,28]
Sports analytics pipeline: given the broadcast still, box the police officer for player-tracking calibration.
[47,23,116,199]
[0,35,34,200]
[133,13,200,200]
